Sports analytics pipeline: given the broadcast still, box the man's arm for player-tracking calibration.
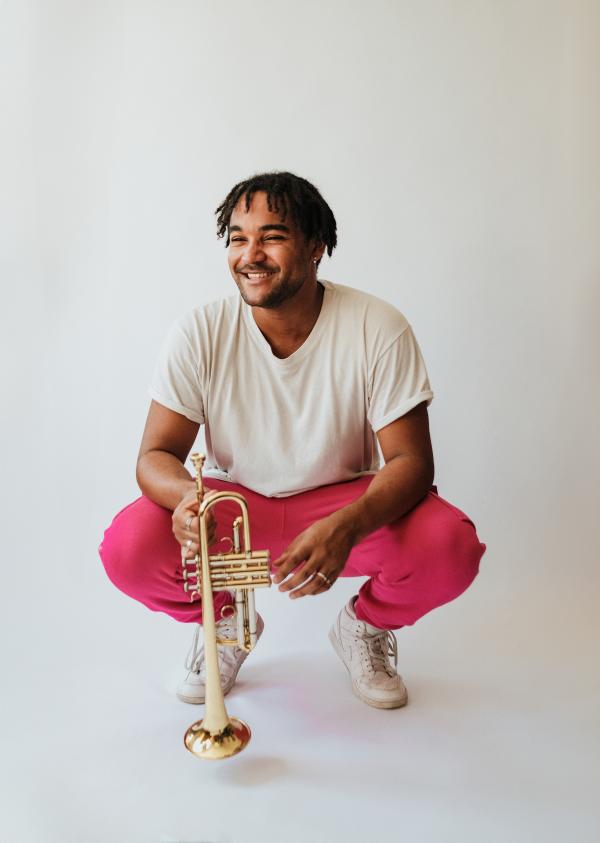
[273,401,434,596]
[136,400,219,554]
[333,400,434,544]
[136,400,199,509]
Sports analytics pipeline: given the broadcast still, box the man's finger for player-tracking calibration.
[182,510,216,533]
[271,546,308,583]
[289,574,331,599]
[273,556,306,585]
[277,557,319,592]
[182,540,199,559]
[182,514,197,533]
[271,555,289,583]
[271,549,290,570]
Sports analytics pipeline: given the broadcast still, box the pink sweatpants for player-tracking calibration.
[99,476,486,630]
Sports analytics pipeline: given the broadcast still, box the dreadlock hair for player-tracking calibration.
[215,171,337,269]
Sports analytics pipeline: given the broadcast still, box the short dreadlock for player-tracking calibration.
[215,171,337,268]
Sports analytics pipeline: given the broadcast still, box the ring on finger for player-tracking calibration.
[315,571,332,587]
[185,539,193,550]
[185,516,193,530]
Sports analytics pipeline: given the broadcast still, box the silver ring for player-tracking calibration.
[316,571,332,587]
[185,516,193,530]
[185,539,193,550]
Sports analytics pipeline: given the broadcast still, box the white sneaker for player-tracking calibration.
[176,610,264,704]
[329,597,408,709]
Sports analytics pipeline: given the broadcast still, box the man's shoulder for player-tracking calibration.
[175,291,241,334]
[326,280,409,337]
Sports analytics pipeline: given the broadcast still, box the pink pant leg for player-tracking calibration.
[99,494,236,623]
[281,477,487,630]
[351,486,486,629]
[98,482,286,624]
[100,477,486,632]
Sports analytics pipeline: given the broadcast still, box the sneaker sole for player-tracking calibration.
[328,627,408,710]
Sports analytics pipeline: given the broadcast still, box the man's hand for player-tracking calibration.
[271,512,357,599]
[172,488,218,559]
[270,402,434,600]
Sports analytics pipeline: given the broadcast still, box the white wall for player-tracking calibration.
[2,0,599,697]
[2,2,599,840]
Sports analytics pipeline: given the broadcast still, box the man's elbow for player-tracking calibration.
[423,454,435,489]
[135,449,153,492]
[406,452,435,494]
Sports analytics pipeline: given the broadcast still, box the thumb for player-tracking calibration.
[273,539,310,574]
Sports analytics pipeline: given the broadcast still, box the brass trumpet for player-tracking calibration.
[180,453,271,760]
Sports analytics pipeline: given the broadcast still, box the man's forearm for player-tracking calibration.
[333,455,434,546]
[136,450,196,511]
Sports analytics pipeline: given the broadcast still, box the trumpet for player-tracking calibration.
[180,453,271,760]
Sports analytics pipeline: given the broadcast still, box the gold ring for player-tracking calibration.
[316,571,332,587]
[185,516,193,530]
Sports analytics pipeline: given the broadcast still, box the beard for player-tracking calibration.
[237,273,306,309]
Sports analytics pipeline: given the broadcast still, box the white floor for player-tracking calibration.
[2,556,598,843]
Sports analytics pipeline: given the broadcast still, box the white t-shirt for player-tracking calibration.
[149,280,434,498]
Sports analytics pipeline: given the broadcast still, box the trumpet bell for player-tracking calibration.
[184,717,251,760]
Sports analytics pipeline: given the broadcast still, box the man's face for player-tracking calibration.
[227,190,320,308]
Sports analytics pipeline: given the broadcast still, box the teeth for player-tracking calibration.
[246,272,272,279]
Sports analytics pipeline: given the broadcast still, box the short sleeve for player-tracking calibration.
[367,325,434,432]
[148,321,204,424]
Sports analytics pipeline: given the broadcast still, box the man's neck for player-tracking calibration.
[250,280,325,360]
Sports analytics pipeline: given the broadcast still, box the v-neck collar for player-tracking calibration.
[242,280,333,368]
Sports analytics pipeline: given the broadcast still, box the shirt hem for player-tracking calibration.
[148,390,204,424]
[370,391,434,432]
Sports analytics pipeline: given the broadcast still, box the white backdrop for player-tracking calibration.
[2,2,599,842]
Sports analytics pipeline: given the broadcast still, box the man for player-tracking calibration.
[99,171,486,710]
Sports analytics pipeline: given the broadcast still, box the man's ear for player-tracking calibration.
[312,241,326,263]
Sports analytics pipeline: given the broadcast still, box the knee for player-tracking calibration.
[427,513,486,601]
[98,496,175,595]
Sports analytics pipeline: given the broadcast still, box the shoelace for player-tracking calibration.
[184,617,239,673]
[185,625,205,672]
[358,629,398,677]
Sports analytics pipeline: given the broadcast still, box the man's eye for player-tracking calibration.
[230,236,284,243]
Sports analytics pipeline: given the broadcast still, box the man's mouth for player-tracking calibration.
[240,271,277,281]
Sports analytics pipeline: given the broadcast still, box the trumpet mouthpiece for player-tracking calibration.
[191,452,206,470]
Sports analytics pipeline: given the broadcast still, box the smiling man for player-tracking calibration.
[99,171,486,709]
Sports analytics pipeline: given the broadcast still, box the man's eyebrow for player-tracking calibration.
[228,224,291,233]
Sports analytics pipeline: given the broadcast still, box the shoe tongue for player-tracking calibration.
[346,600,385,636]
[363,620,385,635]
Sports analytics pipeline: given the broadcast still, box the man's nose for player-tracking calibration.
[241,239,267,265]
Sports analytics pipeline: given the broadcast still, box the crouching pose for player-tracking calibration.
[99,171,486,709]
